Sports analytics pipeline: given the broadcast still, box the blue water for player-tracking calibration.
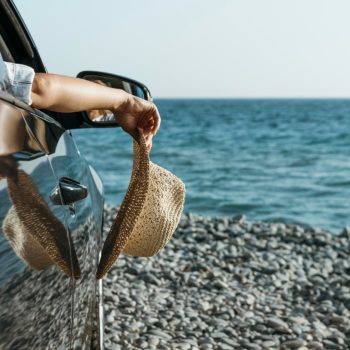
[73,99,350,234]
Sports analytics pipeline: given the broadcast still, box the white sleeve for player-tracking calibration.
[1,62,35,105]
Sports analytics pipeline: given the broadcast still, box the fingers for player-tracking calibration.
[152,105,161,135]
[144,133,153,152]
[150,108,161,136]
[115,95,161,148]
[139,105,161,137]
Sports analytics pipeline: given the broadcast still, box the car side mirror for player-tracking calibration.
[77,71,153,127]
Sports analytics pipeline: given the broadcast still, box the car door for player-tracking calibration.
[44,127,104,349]
[0,98,75,349]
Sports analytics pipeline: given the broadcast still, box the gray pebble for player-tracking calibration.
[214,280,229,289]
[244,343,262,350]
[281,339,305,349]
[322,339,342,349]
[267,317,290,332]
[261,340,277,348]
[147,329,172,340]
[305,341,323,349]
[218,338,240,347]
[329,315,348,325]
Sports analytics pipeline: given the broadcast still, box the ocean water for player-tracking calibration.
[72,99,350,234]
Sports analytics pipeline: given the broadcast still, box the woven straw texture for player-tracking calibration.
[123,161,185,257]
[96,129,185,279]
[3,206,54,270]
[6,170,81,278]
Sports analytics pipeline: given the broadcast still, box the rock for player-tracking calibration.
[245,294,256,305]
[201,301,211,311]
[281,339,305,349]
[329,315,348,325]
[267,317,290,332]
[322,339,342,349]
[339,227,350,238]
[129,321,144,332]
[214,280,228,289]
[72,339,82,350]
[198,336,215,346]
[211,331,228,339]
[218,338,240,347]
[107,316,116,327]
[147,329,172,340]
[173,342,191,349]
[217,344,235,350]
[261,340,277,348]
[199,345,214,350]
[244,343,262,350]
[233,214,246,223]
[140,341,149,349]
[103,289,114,303]
[306,342,323,349]
[216,223,227,232]
[142,273,161,286]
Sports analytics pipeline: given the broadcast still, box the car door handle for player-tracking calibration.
[50,177,88,205]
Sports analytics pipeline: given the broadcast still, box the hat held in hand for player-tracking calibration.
[96,128,185,279]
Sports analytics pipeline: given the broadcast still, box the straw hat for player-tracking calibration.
[96,128,185,279]
[5,169,81,278]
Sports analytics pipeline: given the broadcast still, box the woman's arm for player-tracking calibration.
[31,73,161,143]
[31,73,128,112]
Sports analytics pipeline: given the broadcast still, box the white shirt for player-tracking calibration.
[0,55,35,105]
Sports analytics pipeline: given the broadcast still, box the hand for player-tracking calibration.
[113,94,161,151]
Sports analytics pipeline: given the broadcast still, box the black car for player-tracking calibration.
[0,1,152,349]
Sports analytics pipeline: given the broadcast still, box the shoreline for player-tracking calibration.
[99,205,350,350]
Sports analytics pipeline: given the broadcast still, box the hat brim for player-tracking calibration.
[96,129,150,279]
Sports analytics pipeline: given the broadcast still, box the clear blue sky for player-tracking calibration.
[15,0,350,98]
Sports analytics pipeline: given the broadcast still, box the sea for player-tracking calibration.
[72,99,350,235]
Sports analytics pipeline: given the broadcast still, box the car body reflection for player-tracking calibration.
[0,98,103,349]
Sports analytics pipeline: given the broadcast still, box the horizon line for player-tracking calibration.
[153,96,350,100]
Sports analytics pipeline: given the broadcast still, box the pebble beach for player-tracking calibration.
[98,205,350,350]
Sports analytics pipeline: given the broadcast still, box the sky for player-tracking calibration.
[14,0,350,98]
